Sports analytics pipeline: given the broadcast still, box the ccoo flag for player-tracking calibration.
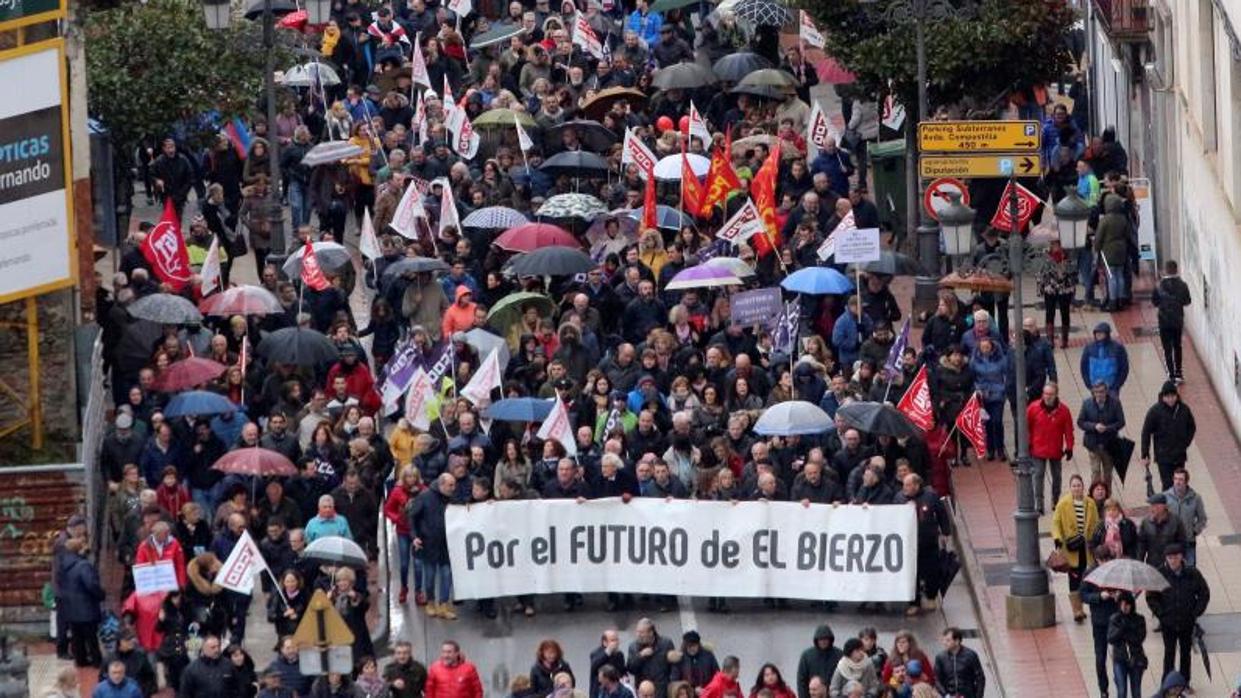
[955,393,989,458]
[896,365,935,432]
[536,393,577,456]
[217,530,269,595]
[141,199,193,290]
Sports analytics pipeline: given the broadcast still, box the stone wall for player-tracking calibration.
[0,290,79,458]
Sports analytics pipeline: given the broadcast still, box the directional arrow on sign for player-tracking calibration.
[1019,157,1037,174]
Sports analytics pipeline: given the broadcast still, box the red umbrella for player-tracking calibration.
[493,223,578,253]
[153,357,227,392]
[276,9,307,30]
[200,285,283,316]
[212,447,298,477]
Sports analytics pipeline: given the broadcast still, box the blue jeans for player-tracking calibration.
[288,180,312,228]
[397,534,424,591]
[1078,247,1097,302]
[423,562,453,604]
[1112,660,1143,698]
[1184,542,1197,567]
[983,399,1005,454]
[1106,264,1128,304]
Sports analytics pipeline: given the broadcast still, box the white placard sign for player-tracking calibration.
[834,227,882,264]
[446,499,917,601]
[132,561,180,596]
[0,40,75,304]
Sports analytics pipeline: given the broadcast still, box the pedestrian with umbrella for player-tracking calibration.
[1147,543,1210,688]
[1080,545,1122,698]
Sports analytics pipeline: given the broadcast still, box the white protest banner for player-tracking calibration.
[687,101,711,146]
[817,210,855,261]
[217,530,268,595]
[132,561,180,596]
[572,12,605,60]
[715,199,765,242]
[799,10,825,49]
[390,180,426,239]
[404,366,435,430]
[834,227,881,264]
[807,100,832,150]
[535,394,576,456]
[461,348,501,406]
[621,128,657,176]
[359,207,382,261]
[447,499,917,601]
[446,0,472,18]
[410,37,432,90]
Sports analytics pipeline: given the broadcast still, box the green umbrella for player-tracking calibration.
[650,0,702,13]
[487,292,556,344]
[474,108,538,130]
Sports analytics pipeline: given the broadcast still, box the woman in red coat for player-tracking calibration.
[1026,382,1075,515]
[384,466,426,604]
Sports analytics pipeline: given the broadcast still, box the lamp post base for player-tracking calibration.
[913,276,940,323]
[1005,591,1056,629]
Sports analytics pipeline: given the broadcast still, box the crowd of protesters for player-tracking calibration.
[60,0,1228,693]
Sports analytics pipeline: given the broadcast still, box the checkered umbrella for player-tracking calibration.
[461,206,528,230]
[733,0,792,26]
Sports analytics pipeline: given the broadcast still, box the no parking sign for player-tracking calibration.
[923,177,970,221]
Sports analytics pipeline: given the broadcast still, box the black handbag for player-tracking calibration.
[1065,534,1086,552]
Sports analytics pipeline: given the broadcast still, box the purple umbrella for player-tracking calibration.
[664,264,744,290]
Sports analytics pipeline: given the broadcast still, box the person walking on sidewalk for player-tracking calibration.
[1140,382,1196,492]
[1106,590,1148,698]
[1027,383,1075,515]
[1151,260,1192,383]
[1136,493,1187,566]
[1081,545,1120,698]
[1078,380,1126,487]
[933,628,985,698]
[1080,323,1129,398]
[1164,469,1207,567]
[1146,544,1210,689]
[1052,474,1100,623]
[1037,239,1077,348]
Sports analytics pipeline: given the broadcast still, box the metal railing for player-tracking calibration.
[78,335,107,562]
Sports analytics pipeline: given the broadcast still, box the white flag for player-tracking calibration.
[461,349,502,406]
[807,100,833,150]
[359,207,382,260]
[715,198,766,242]
[536,393,577,456]
[441,75,457,116]
[410,36,432,90]
[446,0,472,17]
[621,128,657,177]
[217,530,269,595]
[572,12,604,60]
[404,367,435,430]
[881,95,907,131]
[447,106,481,160]
[799,11,825,49]
[515,114,534,152]
[817,210,855,261]
[438,178,460,239]
[688,101,711,146]
[390,180,426,239]
[199,233,222,295]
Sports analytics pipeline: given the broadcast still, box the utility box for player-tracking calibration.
[868,140,908,234]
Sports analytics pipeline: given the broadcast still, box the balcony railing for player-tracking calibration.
[1094,0,1152,40]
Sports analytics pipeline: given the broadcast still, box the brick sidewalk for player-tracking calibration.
[951,275,1241,696]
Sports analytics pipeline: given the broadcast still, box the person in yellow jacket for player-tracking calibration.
[638,228,667,280]
[1051,473,1100,622]
[344,121,377,230]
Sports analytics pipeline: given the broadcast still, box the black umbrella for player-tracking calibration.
[849,251,925,277]
[469,21,528,49]
[730,83,791,100]
[544,120,619,154]
[127,293,203,325]
[1193,624,1212,680]
[381,257,452,279]
[256,328,339,366]
[507,247,594,277]
[712,52,773,83]
[651,62,716,90]
[114,319,165,375]
[836,401,922,440]
[540,151,611,180]
[243,0,296,19]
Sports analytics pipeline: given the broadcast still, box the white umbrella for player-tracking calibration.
[653,153,710,181]
[753,401,833,436]
[281,241,352,278]
[281,61,341,87]
[304,535,368,567]
[704,256,757,277]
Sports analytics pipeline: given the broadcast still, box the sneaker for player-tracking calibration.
[440,605,458,621]
[1174,374,1185,385]
[399,587,409,604]
[415,591,428,606]
[426,602,441,618]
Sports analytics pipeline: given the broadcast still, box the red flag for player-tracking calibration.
[642,173,658,231]
[896,365,935,432]
[698,132,742,217]
[749,142,782,257]
[989,180,1042,233]
[140,199,193,290]
[680,142,704,218]
[299,240,331,291]
[955,393,988,457]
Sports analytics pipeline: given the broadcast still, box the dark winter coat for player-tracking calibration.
[59,554,105,623]
[1147,563,1210,632]
[933,646,985,698]
[627,634,676,696]
[931,356,973,426]
[1106,609,1147,667]
[409,488,452,564]
[1151,275,1191,331]
[790,472,842,504]
[795,625,843,698]
[383,657,428,698]
[1136,515,1187,566]
[1079,573,1119,629]
[671,647,720,689]
[529,659,574,696]
[1140,400,1195,465]
[1077,394,1125,452]
[180,654,239,698]
[589,646,628,698]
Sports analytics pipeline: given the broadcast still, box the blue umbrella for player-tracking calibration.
[163,390,236,418]
[753,401,833,436]
[780,267,855,295]
[623,205,690,231]
[483,397,555,423]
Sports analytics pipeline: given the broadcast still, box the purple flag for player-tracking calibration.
[883,318,911,379]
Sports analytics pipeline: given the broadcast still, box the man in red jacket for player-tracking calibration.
[133,520,187,588]
[1026,383,1075,515]
[700,656,742,698]
[426,640,483,698]
[325,345,381,414]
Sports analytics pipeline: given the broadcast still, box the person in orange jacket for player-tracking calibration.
[425,640,483,698]
[1026,382,1075,515]
[441,285,477,340]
